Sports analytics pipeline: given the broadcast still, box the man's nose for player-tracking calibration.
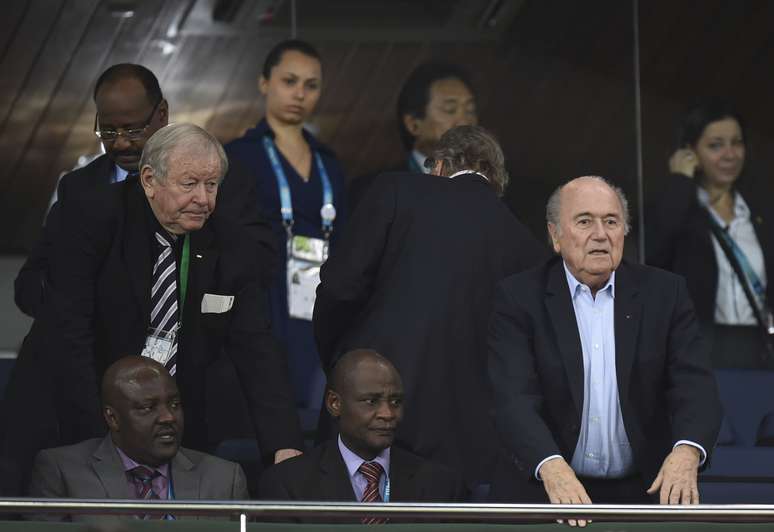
[376,401,396,420]
[111,135,131,151]
[157,404,176,423]
[591,219,607,238]
[192,182,208,204]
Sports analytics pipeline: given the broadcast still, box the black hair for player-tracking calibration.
[678,99,747,148]
[93,63,163,105]
[262,39,322,79]
[396,62,475,151]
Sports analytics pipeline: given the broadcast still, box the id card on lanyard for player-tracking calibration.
[263,136,336,321]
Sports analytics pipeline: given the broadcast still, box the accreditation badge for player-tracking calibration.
[287,236,327,321]
[141,326,177,366]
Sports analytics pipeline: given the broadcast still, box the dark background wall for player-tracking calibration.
[1,0,773,255]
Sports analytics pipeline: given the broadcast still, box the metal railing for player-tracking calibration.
[3,499,774,522]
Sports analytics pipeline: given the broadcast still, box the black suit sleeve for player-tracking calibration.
[664,275,722,463]
[227,243,304,456]
[313,175,396,370]
[13,176,70,318]
[488,280,562,478]
[42,190,114,438]
[257,463,293,500]
[217,158,279,282]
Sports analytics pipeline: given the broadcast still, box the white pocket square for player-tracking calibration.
[201,293,234,314]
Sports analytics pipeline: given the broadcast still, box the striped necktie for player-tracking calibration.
[358,461,388,525]
[129,465,161,500]
[149,232,178,375]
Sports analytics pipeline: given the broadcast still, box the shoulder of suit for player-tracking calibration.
[59,154,112,190]
[177,446,244,471]
[36,438,104,461]
[391,447,461,480]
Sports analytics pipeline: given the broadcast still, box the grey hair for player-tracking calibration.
[546,175,631,235]
[139,122,228,181]
[428,125,509,196]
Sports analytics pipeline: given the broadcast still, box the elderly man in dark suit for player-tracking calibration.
[0,123,302,497]
[28,356,247,522]
[14,63,271,318]
[259,349,465,511]
[488,176,721,526]
[314,125,547,488]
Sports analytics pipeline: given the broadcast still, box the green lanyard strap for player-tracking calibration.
[178,234,191,321]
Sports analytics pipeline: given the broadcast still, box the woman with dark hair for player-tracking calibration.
[225,40,348,408]
[646,100,774,368]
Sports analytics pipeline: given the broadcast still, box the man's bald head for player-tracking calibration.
[101,356,183,467]
[329,349,402,395]
[101,356,171,407]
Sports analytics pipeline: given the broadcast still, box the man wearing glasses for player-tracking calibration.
[14,64,168,318]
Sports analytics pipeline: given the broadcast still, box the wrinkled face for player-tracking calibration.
[326,360,404,460]
[260,50,322,125]
[693,117,745,188]
[405,77,477,154]
[141,145,221,234]
[105,371,184,467]
[95,78,168,172]
[549,178,626,291]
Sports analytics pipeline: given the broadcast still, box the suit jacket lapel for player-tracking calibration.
[91,436,133,499]
[183,223,218,330]
[123,181,152,321]
[387,448,416,501]
[170,448,199,500]
[613,262,642,394]
[319,441,358,501]
[545,260,584,414]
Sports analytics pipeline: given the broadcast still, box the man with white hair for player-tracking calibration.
[0,123,302,496]
[488,176,721,525]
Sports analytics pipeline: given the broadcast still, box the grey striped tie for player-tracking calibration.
[149,232,178,375]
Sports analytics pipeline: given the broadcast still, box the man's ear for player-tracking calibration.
[547,223,561,254]
[402,114,421,136]
[157,99,169,126]
[139,166,155,199]
[103,406,119,432]
[325,388,341,419]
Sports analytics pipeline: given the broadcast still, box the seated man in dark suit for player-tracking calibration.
[27,356,248,522]
[259,349,466,510]
[488,176,722,526]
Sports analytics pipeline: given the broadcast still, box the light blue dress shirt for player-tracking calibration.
[338,435,390,501]
[564,265,635,478]
[535,264,707,480]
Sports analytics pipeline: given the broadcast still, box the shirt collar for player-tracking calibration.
[115,444,170,479]
[337,434,390,480]
[411,150,432,174]
[696,187,749,223]
[563,261,615,299]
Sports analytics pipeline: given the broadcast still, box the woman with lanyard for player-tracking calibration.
[646,100,774,369]
[225,39,347,408]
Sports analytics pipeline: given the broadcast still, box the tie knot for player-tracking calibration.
[155,232,173,249]
[129,465,160,484]
[358,461,384,484]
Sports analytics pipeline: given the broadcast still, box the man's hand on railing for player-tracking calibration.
[274,448,303,464]
[539,457,593,528]
[647,444,701,505]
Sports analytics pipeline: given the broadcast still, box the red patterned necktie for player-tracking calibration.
[358,461,388,525]
[129,465,161,520]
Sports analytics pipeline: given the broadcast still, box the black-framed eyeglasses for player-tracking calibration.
[93,99,162,142]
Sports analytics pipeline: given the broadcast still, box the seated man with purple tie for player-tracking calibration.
[27,356,248,522]
[258,349,466,512]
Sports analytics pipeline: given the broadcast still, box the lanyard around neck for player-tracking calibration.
[262,135,335,238]
[178,234,190,319]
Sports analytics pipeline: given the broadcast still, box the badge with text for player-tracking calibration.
[141,326,177,367]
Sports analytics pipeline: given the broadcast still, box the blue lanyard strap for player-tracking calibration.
[708,216,767,304]
[262,135,335,238]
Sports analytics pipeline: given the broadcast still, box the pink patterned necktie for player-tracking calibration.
[358,461,388,525]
